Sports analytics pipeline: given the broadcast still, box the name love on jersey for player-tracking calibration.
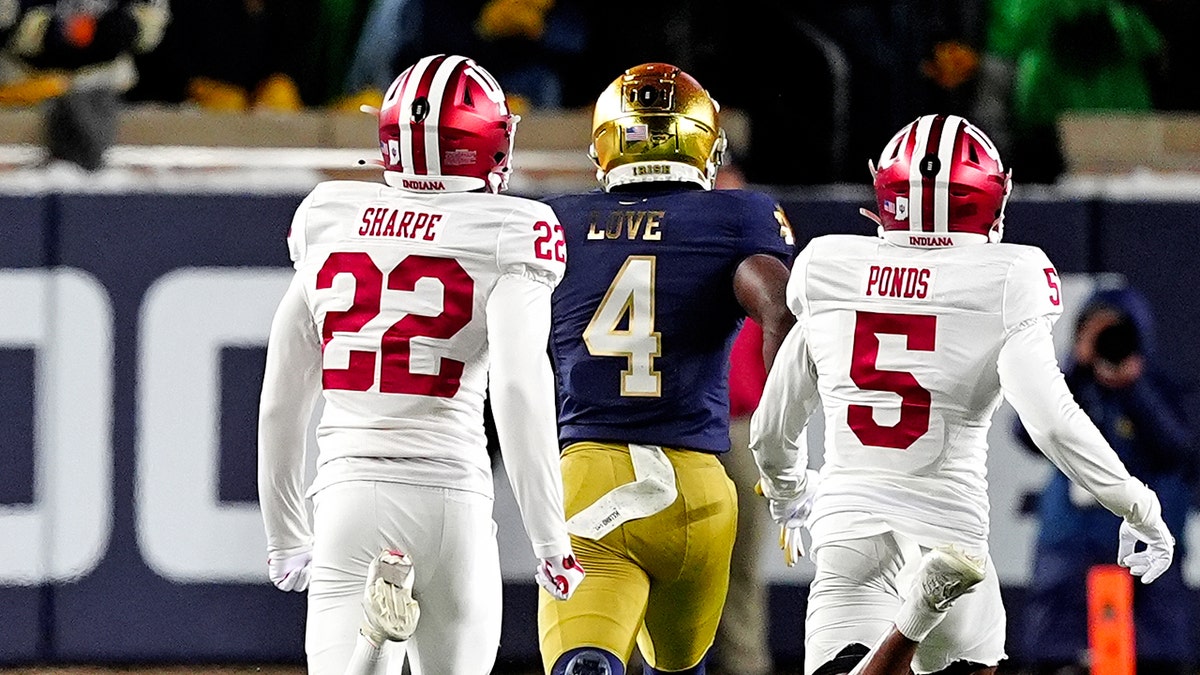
[358,206,442,241]
[862,264,936,300]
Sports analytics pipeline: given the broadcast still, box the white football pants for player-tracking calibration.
[307,480,502,675]
[804,531,1007,675]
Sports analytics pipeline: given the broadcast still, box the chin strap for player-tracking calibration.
[859,207,882,226]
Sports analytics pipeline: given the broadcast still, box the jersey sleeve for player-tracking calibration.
[496,200,567,288]
[736,192,795,263]
[486,273,572,559]
[785,240,815,318]
[750,319,819,501]
[258,274,322,554]
[997,315,1159,528]
[286,192,316,268]
[1002,246,1064,333]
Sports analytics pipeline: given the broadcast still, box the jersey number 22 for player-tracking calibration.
[316,251,474,398]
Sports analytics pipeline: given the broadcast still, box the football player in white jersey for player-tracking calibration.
[257,54,584,675]
[750,114,1175,675]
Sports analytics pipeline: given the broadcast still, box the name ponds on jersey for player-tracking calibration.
[587,209,665,241]
[358,206,442,241]
[863,264,935,300]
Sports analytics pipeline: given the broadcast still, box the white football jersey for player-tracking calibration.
[786,234,1063,546]
[284,180,566,495]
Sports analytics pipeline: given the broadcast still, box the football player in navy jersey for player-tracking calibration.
[536,63,796,675]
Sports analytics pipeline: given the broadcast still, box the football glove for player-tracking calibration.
[756,469,821,567]
[1118,515,1175,584]
[267,545,312,592]
[535,553,585,601]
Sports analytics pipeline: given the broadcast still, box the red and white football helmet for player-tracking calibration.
[864,114,1011,247]
[374,55,519,193]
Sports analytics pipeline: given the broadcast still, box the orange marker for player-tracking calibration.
[1087,564,1135,675]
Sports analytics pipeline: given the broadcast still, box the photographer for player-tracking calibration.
[1016,285,1196,675]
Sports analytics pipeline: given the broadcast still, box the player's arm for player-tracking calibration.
[257,274,322,591]
[733,197,797,370]
[487,273,584,598]
[750,317,820,501]
[491,208,582,600]
[734,254,794,371]
[998,253,1173,583]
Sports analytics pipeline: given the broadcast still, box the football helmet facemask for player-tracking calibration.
[589,62,726,191]
[863,114,1011,247]
[373,55,519,193]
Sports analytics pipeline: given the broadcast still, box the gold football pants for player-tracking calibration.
[538,441,738,673]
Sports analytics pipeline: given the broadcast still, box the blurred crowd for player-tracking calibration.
[1,0,1198,182]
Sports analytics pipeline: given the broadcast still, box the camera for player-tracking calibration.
[1093,316,1139,365]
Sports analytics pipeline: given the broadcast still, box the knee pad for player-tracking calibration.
[552,647,625,675]
[812,642,870,675]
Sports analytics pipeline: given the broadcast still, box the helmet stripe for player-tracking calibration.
[424,55,470,176]
[920,115,947,232]
[908,115,935,232]
[933,115,963,233]
[397,54,440,174]
[409,54,449,175]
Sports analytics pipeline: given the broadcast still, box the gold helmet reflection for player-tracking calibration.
[590,63,726,191]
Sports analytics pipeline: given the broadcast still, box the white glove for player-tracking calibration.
[267,545,313,592]
[1118,516,1175,584]
[535,553,585,601]
[756,469,821,567]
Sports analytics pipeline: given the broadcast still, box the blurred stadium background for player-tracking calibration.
[2,0,1199,673]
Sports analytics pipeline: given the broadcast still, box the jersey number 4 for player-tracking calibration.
[848,311,936,450]
[316,251,473,397]
[583,255,662,397]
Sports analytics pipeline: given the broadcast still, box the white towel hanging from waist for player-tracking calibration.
[566,444,679,540]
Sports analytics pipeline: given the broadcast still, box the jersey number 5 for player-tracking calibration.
[848,311,936,450]
[316,251,474,397]
[583,255,661,396]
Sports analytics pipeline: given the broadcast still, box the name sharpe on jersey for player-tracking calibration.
[358,207,441,241]
[587,210,665,241]
[865,264,933,299]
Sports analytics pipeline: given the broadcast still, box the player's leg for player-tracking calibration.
[846,546,988,675]
[394,485,503,675]
[307,482,408,675]
[539,442,656,674]
[538,532,650,674]
[803,533,906,675]
[636,449,738,673]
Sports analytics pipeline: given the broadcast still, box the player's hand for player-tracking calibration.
[1118,516,1174,584]
[267,545,313,592]
[535,553,585,601]
[756,469,821,567]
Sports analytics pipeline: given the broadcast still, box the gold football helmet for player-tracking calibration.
[589,63,726,191]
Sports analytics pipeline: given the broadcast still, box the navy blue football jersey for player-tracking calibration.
[546,188,794,453]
